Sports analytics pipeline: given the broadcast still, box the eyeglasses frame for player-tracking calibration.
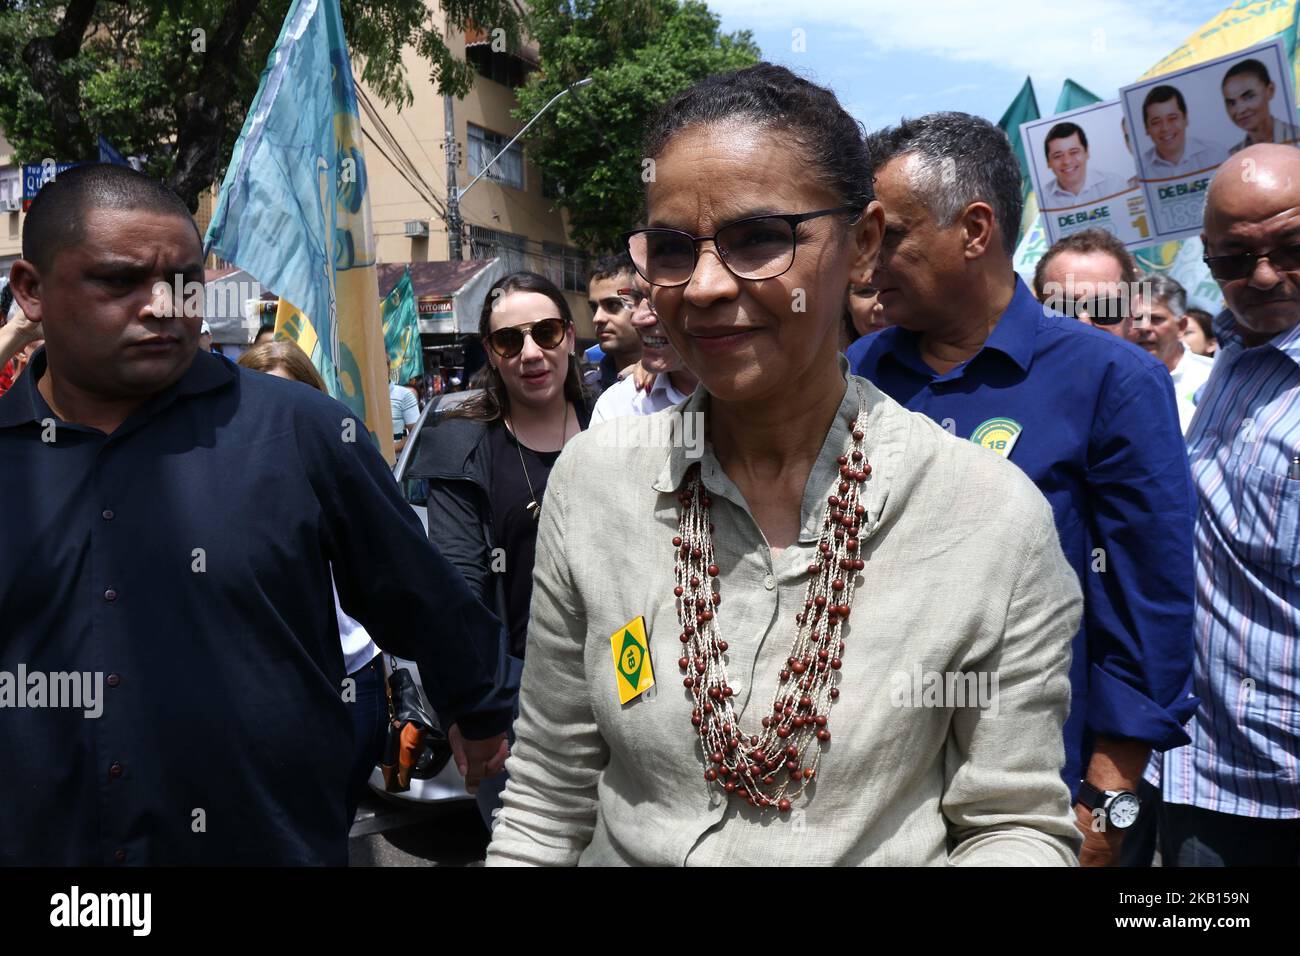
[622,205,863,288]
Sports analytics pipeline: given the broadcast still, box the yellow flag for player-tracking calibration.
[609,616,655,705]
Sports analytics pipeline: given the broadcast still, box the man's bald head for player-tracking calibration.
[1206,144,1300,231]
[23,163,199,274]
[1203,143,1300,345]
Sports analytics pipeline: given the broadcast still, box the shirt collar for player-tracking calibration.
[650,372,690,405]
[877,275,1038,379]
[651,355,902,544]
[1214,308,1300,367]
[0,346,236,431]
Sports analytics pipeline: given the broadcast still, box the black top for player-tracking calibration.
[487,423,562,659]
[0,348,511,865]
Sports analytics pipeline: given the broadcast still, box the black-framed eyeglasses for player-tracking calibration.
[484,317,569,359]
[623,206,861,288]
[1203,244,1300,280]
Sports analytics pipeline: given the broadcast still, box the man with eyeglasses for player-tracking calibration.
[1155,143,1300,866]
[589,279,697,425]
[585,252,643,395]
[1034,229,1142,343]
[844,113,1196,867]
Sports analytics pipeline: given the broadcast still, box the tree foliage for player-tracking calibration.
[0,0,529,211]
[514,0,759,253]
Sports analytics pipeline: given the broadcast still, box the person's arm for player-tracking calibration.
[425,471,495,610]
[0,310,41,368]
[299,403,513,744]
[945,493,1084,866]
[1079,360,1198,864]
[486,452,606,866]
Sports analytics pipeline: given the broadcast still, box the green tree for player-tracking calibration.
[514,0,759,253]
[0,0,529,211]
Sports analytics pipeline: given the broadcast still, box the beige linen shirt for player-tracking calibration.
[486,369,1083,866]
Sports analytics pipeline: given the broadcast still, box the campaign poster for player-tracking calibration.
[1021,100,1150,250]
[1120,37,1297,243]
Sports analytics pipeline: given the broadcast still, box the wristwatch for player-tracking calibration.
[1076,780,1141,829]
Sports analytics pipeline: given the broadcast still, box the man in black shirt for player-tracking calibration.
[0,164,510,865]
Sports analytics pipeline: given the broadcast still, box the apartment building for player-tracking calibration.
[0,5,595,349]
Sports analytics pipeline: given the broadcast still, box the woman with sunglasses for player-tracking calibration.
[413,271,589,823]
[486,64,1084,867]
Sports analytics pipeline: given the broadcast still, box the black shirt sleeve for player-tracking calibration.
[297,399,513,738]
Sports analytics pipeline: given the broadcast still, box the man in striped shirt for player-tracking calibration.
[1160,143,1300,865]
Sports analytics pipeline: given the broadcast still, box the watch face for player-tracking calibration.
[1108,793,1141,829]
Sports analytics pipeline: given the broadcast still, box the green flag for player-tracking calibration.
[1054,79,1101,113]
[381,269,424,386]
[998,77,1040,244]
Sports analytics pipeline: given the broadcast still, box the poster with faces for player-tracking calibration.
[1020,99,1150,251]
[1120,37,1297,243]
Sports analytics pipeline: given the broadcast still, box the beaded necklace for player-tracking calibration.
[672,401,871,813]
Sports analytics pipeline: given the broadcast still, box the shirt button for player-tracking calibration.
[109,761,123,779]
[104,588,117,602]
[763,574,775,590]
[102,509,114,521]
[106,673,121,688]
[114,849,126,863]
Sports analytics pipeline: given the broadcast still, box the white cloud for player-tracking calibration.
[709,0,1215,97]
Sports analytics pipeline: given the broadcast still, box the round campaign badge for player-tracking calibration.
[970,417,1023,459]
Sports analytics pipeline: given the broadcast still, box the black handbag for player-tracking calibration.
[379,658,452,792]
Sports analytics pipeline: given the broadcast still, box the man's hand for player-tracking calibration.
[9,309,42,345]
[1074,801,1124,867]
[1076,736,1149,867]
[448,724,509,793]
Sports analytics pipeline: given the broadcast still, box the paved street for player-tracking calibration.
[348,792,489,866]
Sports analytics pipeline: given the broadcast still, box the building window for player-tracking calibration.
[467,123,524,190]
[0,167,19,209]
[543,241,589,293]
[469,225,528,272]
[542,172,565,201]
[466,45,531,89]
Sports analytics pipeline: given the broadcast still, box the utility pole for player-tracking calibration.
[444,94,463,261]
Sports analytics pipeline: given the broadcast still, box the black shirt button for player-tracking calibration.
[104,588,117,602]
[114,849,126,863]
[109,762,123,779]
[106,673,121,688]
[102,509,114,521]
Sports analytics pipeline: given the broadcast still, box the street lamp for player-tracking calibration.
[444,77,592,261]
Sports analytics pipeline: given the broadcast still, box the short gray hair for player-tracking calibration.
[1144,273,1187,316]
[866,112,1024,257]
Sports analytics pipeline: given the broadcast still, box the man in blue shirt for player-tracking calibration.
[0,163,512,864]
[847,113,1197,867]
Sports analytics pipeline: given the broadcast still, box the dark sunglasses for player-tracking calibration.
[1061,296,1127,325]
[1203,244,1300,280]
[623,206,860,288]
[484,317,569,359]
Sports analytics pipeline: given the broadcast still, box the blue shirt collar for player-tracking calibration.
[0,346,236,430]
[1214,308,1300,367]
[876,275,1039,380]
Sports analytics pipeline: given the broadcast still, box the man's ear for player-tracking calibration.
[7,260,44,324]
[961,202,997,259]
[850,200,884,283]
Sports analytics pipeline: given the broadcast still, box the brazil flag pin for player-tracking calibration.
[970,417,1023,459]
[610,616,655,705]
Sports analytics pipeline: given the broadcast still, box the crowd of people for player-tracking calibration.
[0,60,1296,868]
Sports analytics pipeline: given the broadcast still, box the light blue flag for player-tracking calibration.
[204,0,393,458]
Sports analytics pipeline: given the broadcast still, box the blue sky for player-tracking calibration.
[706,0,1234,131]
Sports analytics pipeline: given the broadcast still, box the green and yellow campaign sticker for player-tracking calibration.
[610,616,655,704]
[970,417,1023,459]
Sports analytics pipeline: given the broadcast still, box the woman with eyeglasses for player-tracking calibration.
[413,271,589,824]
[486,64,1084,867]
